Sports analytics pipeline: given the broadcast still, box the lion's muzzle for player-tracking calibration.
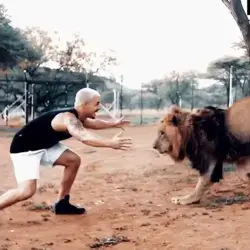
[152,134,171,154]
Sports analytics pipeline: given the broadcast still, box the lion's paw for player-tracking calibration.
[171,195,200,205]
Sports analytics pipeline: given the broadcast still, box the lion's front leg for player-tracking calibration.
[171,160,218,205]
[172,194,201,205]
[172,174,212,205]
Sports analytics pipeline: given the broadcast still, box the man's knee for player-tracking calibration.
[67,154,81,169]
[17,180,37,201]
[54,150,81,169]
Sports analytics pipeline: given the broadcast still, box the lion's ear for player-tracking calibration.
[165,114,180,127]
[170,105,181,114]
[172,115,179,126]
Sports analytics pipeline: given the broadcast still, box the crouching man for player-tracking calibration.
[0,88,132,215]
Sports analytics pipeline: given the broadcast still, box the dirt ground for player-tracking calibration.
[1,125,250,250]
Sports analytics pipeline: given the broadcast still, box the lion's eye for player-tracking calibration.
[160,131,164,136]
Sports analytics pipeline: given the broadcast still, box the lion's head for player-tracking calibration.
[153,105,191,161]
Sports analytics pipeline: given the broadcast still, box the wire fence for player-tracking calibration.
[0,74,242,128]
[96,82,232,125]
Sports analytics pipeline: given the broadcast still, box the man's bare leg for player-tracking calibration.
[51,149,84,214]
[53,149,81,201]
[172,163,215,205]
[0,180,37,210]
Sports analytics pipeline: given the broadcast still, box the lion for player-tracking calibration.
[153,97,250,205]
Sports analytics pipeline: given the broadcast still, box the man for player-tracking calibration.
[0,88,132,215]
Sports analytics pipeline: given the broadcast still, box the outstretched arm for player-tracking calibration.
[63,113,132,150]
[63,113,113,148]
[83,117,130,130]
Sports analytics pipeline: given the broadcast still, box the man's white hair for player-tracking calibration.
[74,88,100,107]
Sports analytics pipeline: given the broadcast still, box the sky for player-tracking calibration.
[1,0,247,89]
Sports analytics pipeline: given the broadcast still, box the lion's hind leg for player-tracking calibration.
[171,162,217,205]
[236,158,250,188]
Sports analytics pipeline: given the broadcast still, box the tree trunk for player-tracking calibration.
[226,83,230,107]
[221,0,250,58]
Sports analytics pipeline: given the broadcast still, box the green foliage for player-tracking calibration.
[204,55,250,105]
[141,71,199,109]
[0,4,42,69]
[0,6,119,114]
[2,1,250,117]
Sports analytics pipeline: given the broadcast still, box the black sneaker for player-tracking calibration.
[51,195,86,215]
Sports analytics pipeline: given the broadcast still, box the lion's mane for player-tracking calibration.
[166,105,250,183]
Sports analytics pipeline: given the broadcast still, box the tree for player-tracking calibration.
[0,5,42,114]
[159,71,198,108]
[205,56,250,105]
[142,71,199,109]
[143,79,164,110]
[0,4,41,69]
[221,0,250,58]
[0,12,119,115]
[232,38,248,56]
[231,58,250,98]
[197,84,228,107]
[20,29,117,81]
[17,30,118,114]
[52,34,117,82]
[19,27,58,77]
[205,56,238,106]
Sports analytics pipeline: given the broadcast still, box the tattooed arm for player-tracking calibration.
[62,112,132,150]
[83,117,130,130]
[83,118,119,129]
[63,112,112,147]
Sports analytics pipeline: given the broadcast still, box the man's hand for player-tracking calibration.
[109,130,132,150]
[114,116,131,128]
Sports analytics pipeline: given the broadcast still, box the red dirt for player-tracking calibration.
[1,125,250,250]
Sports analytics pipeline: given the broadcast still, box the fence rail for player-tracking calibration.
[0,74,237,127]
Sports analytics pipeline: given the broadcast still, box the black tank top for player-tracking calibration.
[10,108,79,153]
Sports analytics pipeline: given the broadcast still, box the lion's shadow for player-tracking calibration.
[194,191,250,209]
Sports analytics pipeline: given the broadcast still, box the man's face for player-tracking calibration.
[84,95,101,118]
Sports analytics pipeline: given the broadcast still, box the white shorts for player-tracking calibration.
[10,143,68,184]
